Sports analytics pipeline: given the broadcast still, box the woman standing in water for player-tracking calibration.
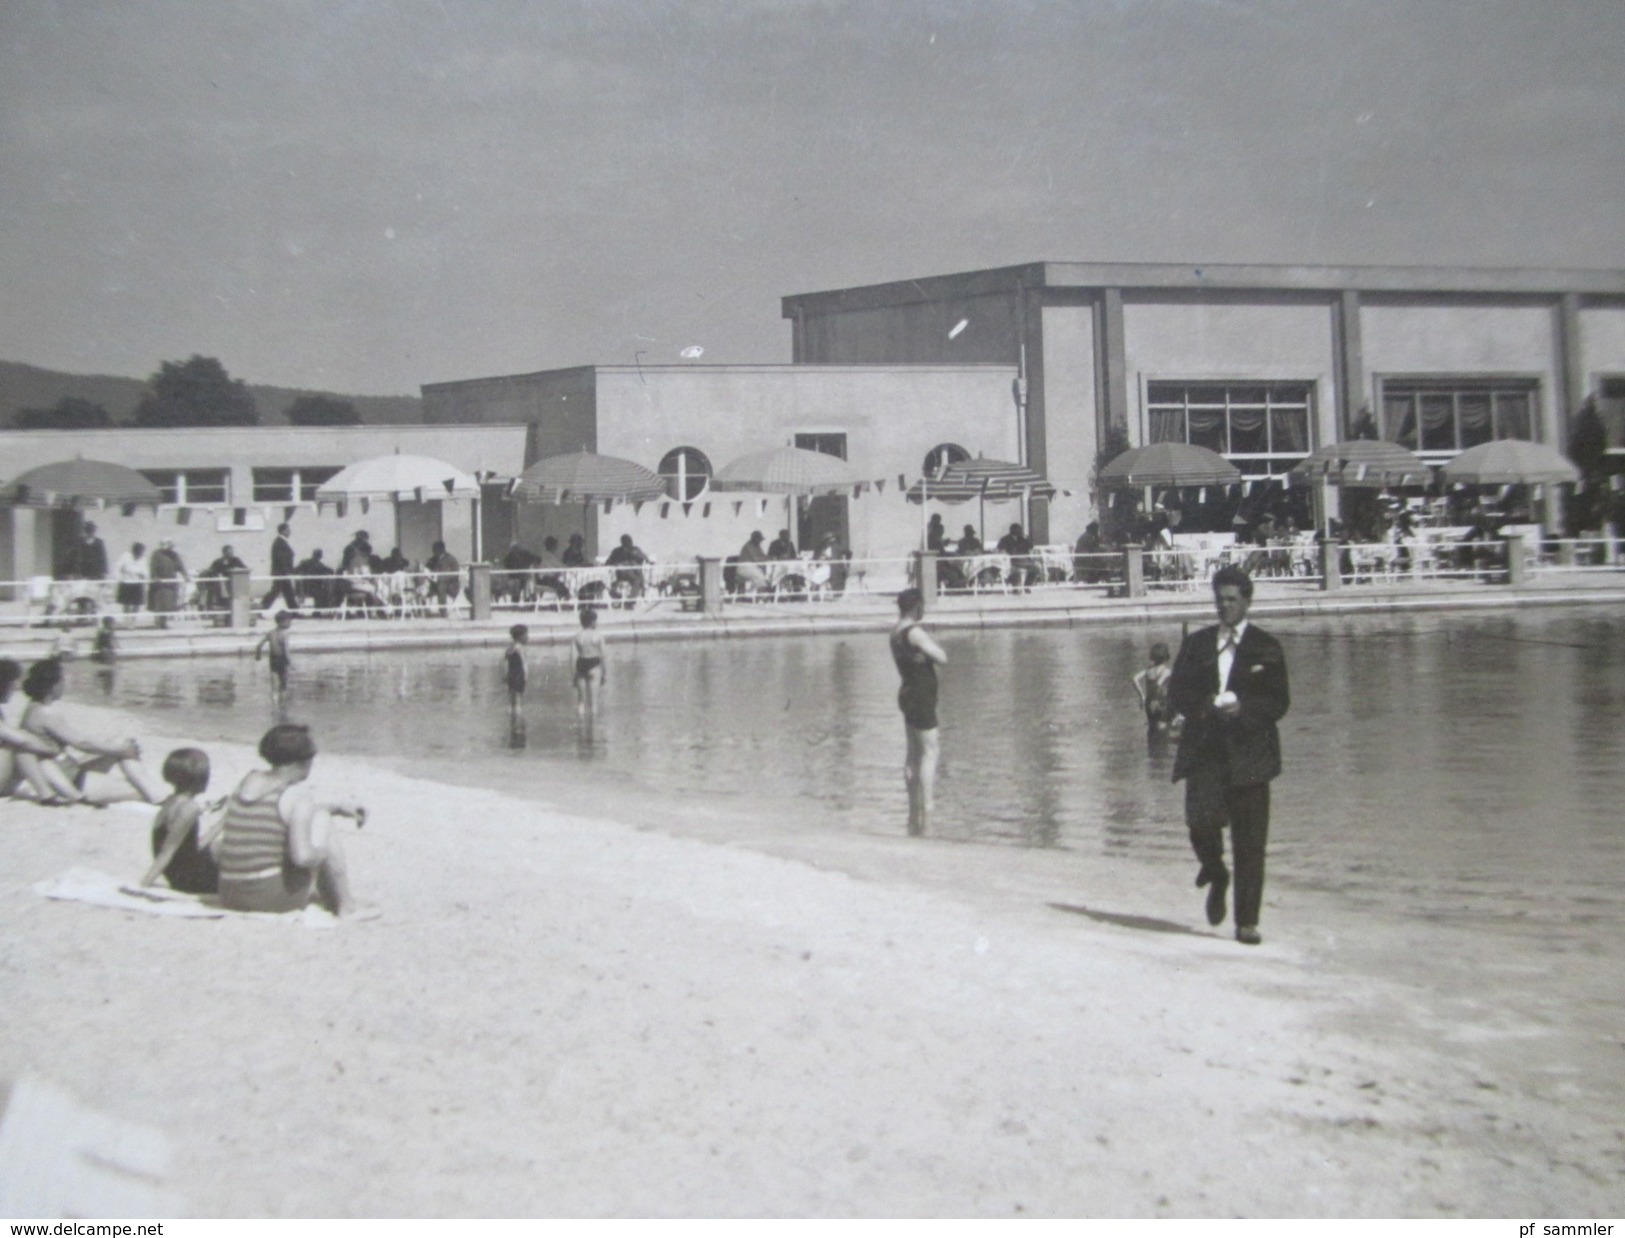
[890,588,947,836]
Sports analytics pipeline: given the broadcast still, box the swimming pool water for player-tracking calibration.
[73,605,1625,933]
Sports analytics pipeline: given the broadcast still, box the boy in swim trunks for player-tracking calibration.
[254,611,294,700]
[504,624,529,718]
[572,607,605,715]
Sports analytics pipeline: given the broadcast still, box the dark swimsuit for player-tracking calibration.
[890,622,938,731]
[505,647,526,693]
[574,656,602,681]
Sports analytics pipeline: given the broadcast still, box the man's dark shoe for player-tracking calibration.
[1205,872,1229,927]
[1235,925,1262,946]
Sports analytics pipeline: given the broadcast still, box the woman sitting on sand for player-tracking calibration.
[216,723,372,918]
[18,658,165,804]
[0,658,81,803]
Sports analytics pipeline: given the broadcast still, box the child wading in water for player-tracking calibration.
[572,607,605,715]
[141,747,224,894]
[504,624,529,719]
[1132,641,1182,735]
[255,611,294,699]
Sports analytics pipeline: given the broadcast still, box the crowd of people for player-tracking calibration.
[1,652,372,919]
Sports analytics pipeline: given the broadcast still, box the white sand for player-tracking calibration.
[1,703,1619,1217]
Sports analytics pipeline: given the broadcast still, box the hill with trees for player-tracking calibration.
[0,359,422,429]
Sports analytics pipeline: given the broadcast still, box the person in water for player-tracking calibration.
[572,606,605,715]
[889,588,948,837]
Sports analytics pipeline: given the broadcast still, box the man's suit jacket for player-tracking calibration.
[1169,622,1290,787]
[270,536,295,576]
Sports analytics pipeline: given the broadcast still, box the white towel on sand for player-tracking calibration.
[33,867,339,927]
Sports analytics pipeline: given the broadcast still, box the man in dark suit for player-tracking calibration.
[261,523,298,612]
[1168,564,1290,945]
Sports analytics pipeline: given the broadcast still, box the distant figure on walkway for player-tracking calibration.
[890,588,947,837]
[262,523,298,613]
[216,723,370,918]
[146,541,187,625]
[255,611,294,700]
[1167,565,1290,946]
[504,624,529,719]
[113,542,149,613]
[572,607,605,715]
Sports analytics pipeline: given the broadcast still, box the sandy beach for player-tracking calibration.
[1,699,1620,1218]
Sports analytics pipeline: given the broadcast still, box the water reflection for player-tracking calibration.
[79,607,1625,931]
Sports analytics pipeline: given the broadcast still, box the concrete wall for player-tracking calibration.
[1360,300,1561,442]
[794,291,1021,366]
[1037,304,1099,537]
[421,367,598,465]
[587,365,1021,570]
[1578,305,1625,394]
[0,424,526,586]
[1120,295,1339,450]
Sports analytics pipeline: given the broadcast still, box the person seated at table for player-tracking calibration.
[19,657,165,804]
[957,525,983,555]
[562,533,589,568]
[605,534,651,598]
[339,560,386,617]
[736,531,771,594]
[996,523,1039,591]
[293,549,335,611]
[815,532,850,596]
[340,531,373,574]
[532,535,570,602]
[1073,521,1106,582]
[198,545,249,612]
[380,546,410,574]
[426,541,462,611]
[499,541,539,601]
[767,529,799,561]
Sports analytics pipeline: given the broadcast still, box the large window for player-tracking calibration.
[251,466,342,503]
[1596,375,1625,454]
[1381,378,1537,455]
[1145,382,1313,477]
[658,447,712,501]
[139,468,230,505]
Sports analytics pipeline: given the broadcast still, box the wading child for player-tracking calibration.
[254,610,294,698]
[1132,641,1180,734]
[141,747,223,894]
[504,624,529,718]
[572,607,605,715]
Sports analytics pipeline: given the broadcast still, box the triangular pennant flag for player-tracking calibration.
[898,473,907,490]
[443,478,456,495]
[121,503,136,518]
[682,502,693,517]
[361,497,371,514]
[415,486,426,503]
[660,502,670,519]
[1355,463,1368,481]
[284,506,297,522]
[875,478,887,494]
[851,485,862,500]
[603,499,613,515]
[702,502,711,518]
[337,499,348,518]
[506,478,519,498]
[1061,488,1073,498]
[1197,488,1207,504]
[633,501,645,516]
[235,508,248,525]
[176,507,192,525]
[732,501,744,516]
[1242,481,1253,496]
[757,499,767,516]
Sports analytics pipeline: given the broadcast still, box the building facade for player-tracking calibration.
[0,423,527,592]
[782,262,1625,540]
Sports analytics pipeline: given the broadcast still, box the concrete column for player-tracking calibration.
[914,550,939,606]
[698,556,724,615]
[1319,541,1342,591]
[1100,288,1129,439]
[468,562,492,621]
[1334,290,1365,440]
[1504,534,1527,587]
[227,568,253,629]
[1122,547,1145,598]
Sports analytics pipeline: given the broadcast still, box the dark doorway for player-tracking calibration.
[793,432,849,552]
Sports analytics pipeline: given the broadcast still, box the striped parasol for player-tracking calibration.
[1097,443,1242,488]
[933,457,1056,501]
[712,446,858,496]
[0,458,163,508]
[1289,439,1430,488]
[314,452,480,501]
[512,451,668,504]
[1441,439,1580,486]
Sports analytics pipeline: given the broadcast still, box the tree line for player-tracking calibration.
[12,355,361,429]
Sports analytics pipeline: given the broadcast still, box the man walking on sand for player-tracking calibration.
[1167,564,1289,945]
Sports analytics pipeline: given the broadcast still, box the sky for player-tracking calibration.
[2,0,1623,396]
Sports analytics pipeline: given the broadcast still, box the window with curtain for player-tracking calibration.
[1144,382,1314,477]
[1379,378,1540,455]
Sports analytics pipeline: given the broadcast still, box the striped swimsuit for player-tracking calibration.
[217,781,312,912]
